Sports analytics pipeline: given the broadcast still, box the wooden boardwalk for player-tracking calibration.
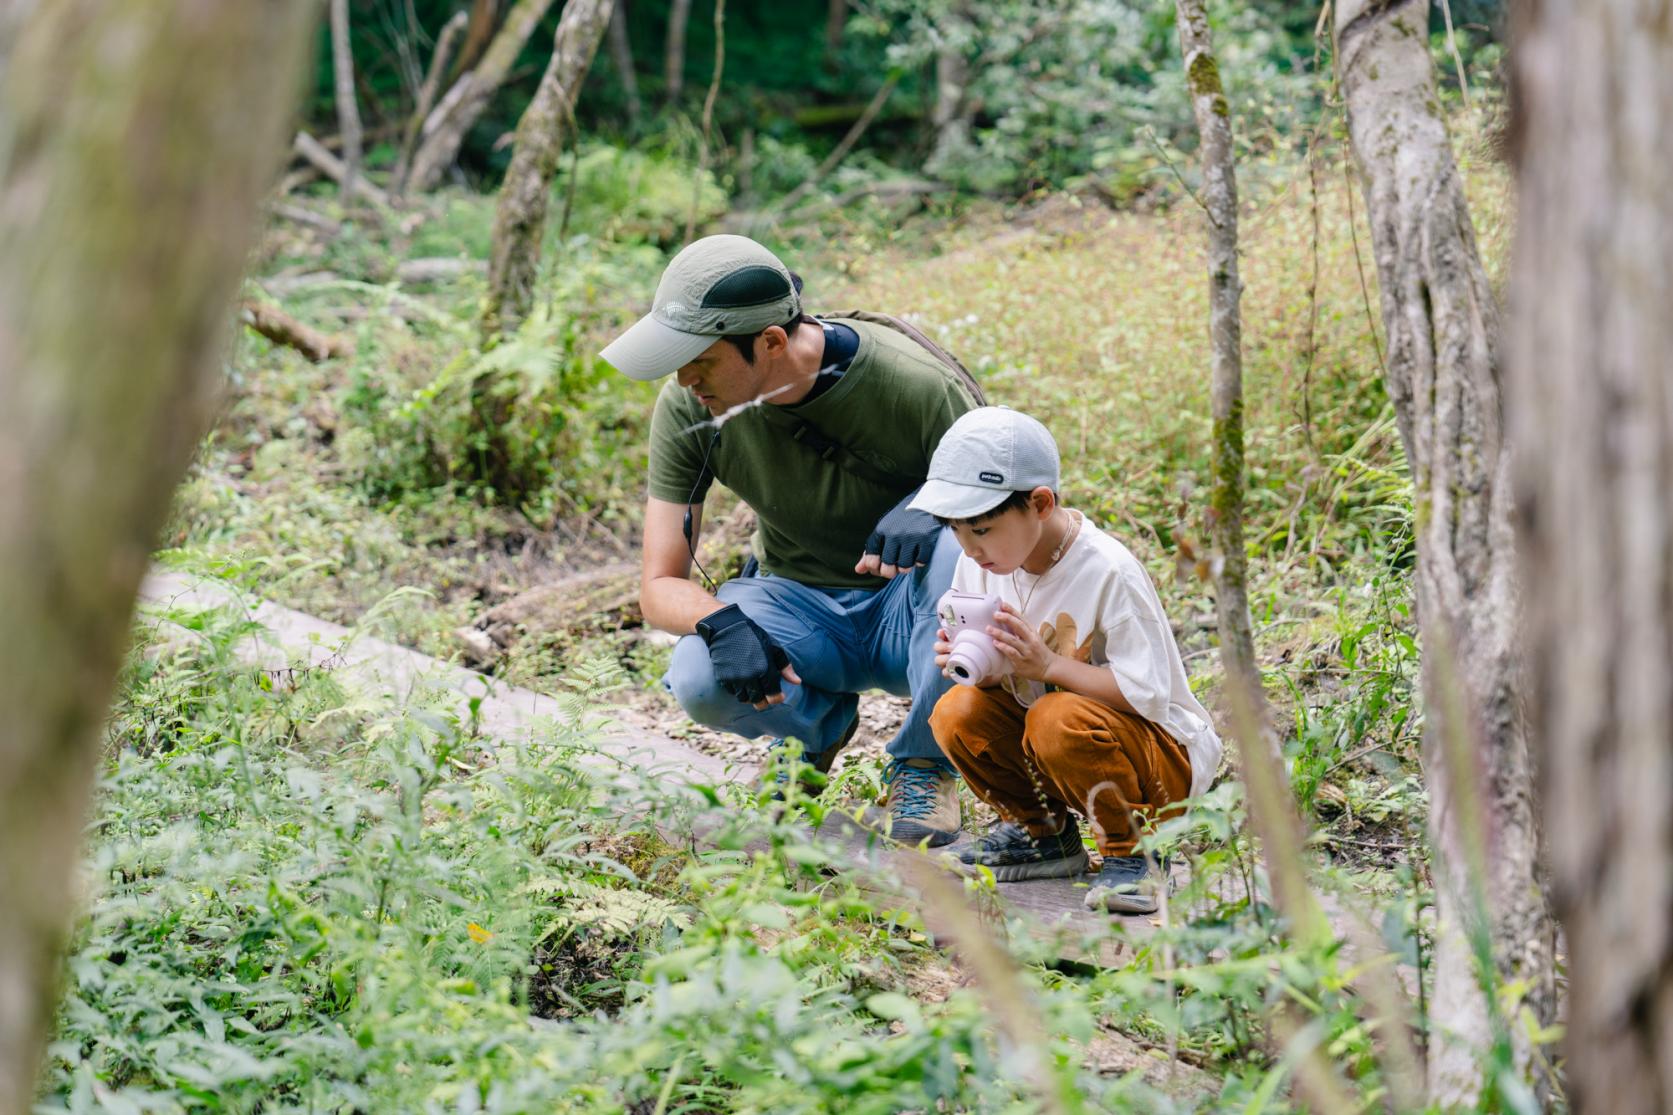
[138,570,1160,962]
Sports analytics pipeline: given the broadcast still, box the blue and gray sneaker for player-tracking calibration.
[876,758,961,847]
[769,714,860,800]
[1083,854,1169,914]
[957,820,1089,881]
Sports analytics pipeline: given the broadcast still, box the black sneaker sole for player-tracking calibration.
[881,818,961,848]
[961,848,1089,882]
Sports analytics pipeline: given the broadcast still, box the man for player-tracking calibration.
[600,234,979,845]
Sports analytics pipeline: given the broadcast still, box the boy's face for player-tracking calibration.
[948,492,1053,576]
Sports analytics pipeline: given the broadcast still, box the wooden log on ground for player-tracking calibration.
[292,131,390,207]
[239,300,352,362]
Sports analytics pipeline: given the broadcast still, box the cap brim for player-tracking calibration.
[600,313,717,381]
[908,479,1011,520]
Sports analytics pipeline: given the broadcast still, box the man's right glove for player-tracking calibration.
[695,604,792,705]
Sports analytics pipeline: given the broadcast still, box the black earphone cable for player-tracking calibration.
[682,427,722,593]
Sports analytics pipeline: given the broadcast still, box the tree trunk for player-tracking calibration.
[393,9,470,196]
[329,0,364,203]
[607,0,642,125]
[452,0,503,81]
[824,0,846,62]
[1335,0,1555,1103]
[475,0,614,497]
[927,5,973,174]
[1510,2,1673,1111]
[406,0,561,194]
[0,3,314,1110]
[482,0,615,343]
[1173,0,1264,738]
[664,0,691,104]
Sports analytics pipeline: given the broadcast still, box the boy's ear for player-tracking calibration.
[1030,486,1056,515]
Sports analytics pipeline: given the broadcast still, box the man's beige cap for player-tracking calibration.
[600,234,801,381]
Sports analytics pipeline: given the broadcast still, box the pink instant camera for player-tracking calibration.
[936,590,1011,686]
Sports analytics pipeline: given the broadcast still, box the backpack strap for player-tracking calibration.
[753,404,918,493]
[824,309,987,406]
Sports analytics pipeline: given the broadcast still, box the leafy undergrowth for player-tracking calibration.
[105,112,1551,1107]
[46,600,1447,1113]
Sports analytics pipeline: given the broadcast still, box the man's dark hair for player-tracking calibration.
[722,271,815,363]
[934,489,1039,528]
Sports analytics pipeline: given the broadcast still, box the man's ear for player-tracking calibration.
[756,325,790,359]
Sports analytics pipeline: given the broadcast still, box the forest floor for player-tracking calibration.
[51,132,1522,1111]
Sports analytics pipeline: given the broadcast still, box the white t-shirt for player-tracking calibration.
[949,513,1223,797]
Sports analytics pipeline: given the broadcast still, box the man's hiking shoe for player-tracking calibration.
[768,714,860,800]
[875,758,961,847]
[956,820,1089,881]
[1084,854,1169,915]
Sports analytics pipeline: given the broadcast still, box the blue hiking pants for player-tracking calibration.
[663,528,960,762]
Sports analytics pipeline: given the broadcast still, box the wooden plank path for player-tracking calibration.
[138,570,1160,962]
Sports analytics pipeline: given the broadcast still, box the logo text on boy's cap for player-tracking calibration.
[979,471,1004,484]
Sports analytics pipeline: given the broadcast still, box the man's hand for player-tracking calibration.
[695,604,802,709]
[856,490,943,579]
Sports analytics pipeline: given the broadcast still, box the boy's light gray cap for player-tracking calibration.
[909,407,1062,520]
[600,234,801,381]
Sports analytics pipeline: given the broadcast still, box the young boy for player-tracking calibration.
[910,407,1222,914]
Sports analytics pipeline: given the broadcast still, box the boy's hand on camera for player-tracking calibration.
[933,627,952,673]
[987,603,1056,682]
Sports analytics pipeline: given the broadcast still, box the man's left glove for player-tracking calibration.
[695,604,793,705]
[857,489,943,577]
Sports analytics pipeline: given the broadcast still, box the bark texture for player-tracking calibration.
[1173,0,1263,736]
[329,0,364,202]
[1510,1,1673,1110]
[0,3,314,1109]
[1335,0,1553,1103]
[406,0,560,194]
[482,0,615,343]
[664,0,691,103]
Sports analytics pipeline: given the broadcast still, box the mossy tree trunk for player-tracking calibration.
[482,0,615,343]
[405,0,559,194]
[475,0,615,498]
[1511,1,1673,1110]
[1335,0,1555,1103]
[0,3,314,1109]
[1173,0,1264,736]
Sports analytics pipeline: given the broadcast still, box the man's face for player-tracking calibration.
[674,337,765,414]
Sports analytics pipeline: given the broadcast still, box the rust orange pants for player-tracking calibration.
[929,685,1193,856]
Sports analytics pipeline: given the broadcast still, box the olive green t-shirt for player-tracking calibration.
[647,318,979,589]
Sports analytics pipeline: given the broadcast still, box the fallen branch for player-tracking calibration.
[292,131,390,207]
[267,202,342,235]
[239,300,352,362]
[776,71,902,213]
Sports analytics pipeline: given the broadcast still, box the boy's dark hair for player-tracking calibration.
[934,489,1041,528]
[722,271,815,363]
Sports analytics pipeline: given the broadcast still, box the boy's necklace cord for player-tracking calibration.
[1012,510,1081,615]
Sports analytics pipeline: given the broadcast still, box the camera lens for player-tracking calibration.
[951,664,970,680]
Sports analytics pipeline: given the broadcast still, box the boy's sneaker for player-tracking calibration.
[957,820,1089,882]
[1083,854,1169,915]
[875,758,961,847]
[769,714,860,800]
